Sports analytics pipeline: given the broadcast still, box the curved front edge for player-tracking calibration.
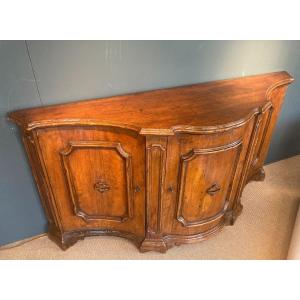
[139,203,244,253]
[48,225,144,251]
[162,222,225,249]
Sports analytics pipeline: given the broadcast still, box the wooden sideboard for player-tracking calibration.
[8,71,294,253]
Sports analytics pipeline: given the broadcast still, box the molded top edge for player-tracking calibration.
[7,71,294,134]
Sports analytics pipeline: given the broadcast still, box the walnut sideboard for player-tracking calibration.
[8,71,294,253]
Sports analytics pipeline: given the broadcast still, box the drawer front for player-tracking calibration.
[34,126,145,237]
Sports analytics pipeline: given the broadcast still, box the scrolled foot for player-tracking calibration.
[48,225,81,250]
[249,167,265,183]
[224,202,243,226]
[139,238,168,253]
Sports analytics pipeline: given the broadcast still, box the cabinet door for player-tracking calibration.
[176,140,242,227]
[162,127,251,236]
[35,126,145,238]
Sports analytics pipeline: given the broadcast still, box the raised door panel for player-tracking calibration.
[177,141,242,227]
[34,126,145,237]
[60,141,133,222]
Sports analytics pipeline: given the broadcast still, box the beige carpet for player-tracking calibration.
[1,155,300,260]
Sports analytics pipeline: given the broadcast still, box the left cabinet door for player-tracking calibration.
[33,126,146,240]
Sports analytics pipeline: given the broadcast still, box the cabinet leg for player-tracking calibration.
[139,238,168,253]
[249,167,265,183]
[48,224,81,250]
[224,202,243,226]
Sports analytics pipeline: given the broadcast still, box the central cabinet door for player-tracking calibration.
[162,127,251,237]
[176,140,241,227]
[35,126,145,238]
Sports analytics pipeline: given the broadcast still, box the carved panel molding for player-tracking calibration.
[60,140,133,222]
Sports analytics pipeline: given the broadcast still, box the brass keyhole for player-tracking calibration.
[167,186,174,193]
[134,185,141,193]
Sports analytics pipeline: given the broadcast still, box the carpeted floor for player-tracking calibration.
[1,155,300,260]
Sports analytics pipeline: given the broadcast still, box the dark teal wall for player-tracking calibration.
[1,40,299,245]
